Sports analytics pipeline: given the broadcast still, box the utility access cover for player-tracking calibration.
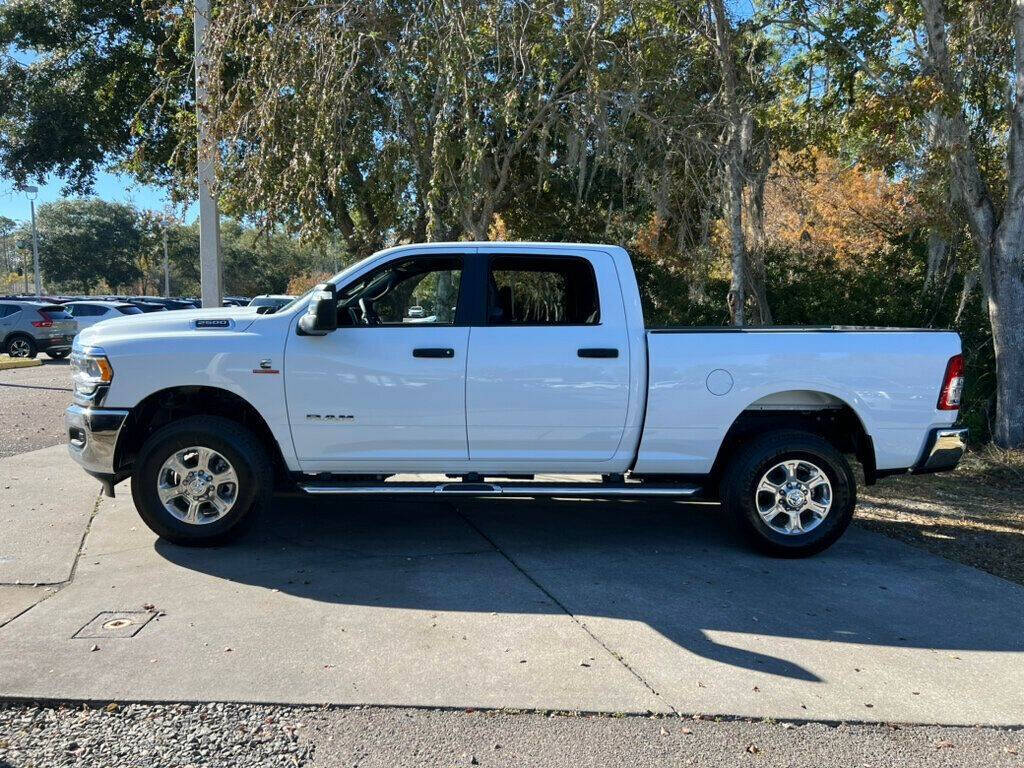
[73,611,156,639]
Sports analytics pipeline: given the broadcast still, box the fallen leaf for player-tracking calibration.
[660,726,669,736]
[746,743,760,754]
[90,644,100,652]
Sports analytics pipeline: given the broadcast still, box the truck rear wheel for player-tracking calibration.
[130,416,271,546]
[720,430,856,557]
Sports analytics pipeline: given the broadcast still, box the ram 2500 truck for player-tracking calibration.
[65,242,967,556]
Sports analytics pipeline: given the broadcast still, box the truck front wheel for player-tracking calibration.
[130,416,271,546]
[720,430,856,557]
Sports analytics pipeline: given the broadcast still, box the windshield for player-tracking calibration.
[249,297,292,309]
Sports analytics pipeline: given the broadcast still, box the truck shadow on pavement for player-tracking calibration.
[155,495,1024,684]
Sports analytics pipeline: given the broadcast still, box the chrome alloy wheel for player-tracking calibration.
[755,459,833,536]
[8,338,31,358]
[157,446,239,525]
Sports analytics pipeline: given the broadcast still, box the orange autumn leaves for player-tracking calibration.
[759,152,922,263]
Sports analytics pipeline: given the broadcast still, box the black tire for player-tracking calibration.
[45,349,70,360]
[720,430,856,557]
[130,416,272,546]
[5,334,37,359]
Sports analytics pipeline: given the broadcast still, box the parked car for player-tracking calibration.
[247,294,295,313]
[125,299,169,313]
[65,242,967,555]
[224,296,251,307]
[0,300,78,359]
[64,301,144,332]
[132,297,199,311]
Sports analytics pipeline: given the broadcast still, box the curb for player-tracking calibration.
[0,356,43,370]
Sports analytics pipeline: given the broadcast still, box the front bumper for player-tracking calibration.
[913,427,968,474]
[66,404,130,476]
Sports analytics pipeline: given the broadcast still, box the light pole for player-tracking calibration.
[162,224,171,298]
[25,185,41,298]
[194,0,223,308]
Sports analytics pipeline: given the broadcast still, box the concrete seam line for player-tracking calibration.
[451,503,675,714]
[0,489,102,629]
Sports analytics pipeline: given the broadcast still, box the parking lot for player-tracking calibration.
[0,358,69,458]
[0,362,1022,765]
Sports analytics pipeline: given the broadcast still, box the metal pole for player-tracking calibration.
[163,228,171,297]
[29,198,41,298]
[194,0,223,308]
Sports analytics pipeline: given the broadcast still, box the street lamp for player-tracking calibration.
[24,185,41,298]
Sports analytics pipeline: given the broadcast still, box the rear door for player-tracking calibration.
[465,248,632,464]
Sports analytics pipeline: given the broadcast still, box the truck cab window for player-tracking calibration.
[487,256,599,325]
[337,256,462,327]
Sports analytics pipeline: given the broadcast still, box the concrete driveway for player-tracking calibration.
[1,445,1022,725]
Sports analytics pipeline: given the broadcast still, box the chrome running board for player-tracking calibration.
[298,481,701,498]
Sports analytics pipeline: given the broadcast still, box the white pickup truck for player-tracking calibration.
[65,242,967,556]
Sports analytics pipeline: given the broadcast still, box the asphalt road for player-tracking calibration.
[0,359,70,458]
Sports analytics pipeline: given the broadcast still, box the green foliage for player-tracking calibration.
[34,199,142,292]
[0,0,190,192]
[163,220,334,298]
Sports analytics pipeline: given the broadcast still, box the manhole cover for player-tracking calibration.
[73,611,156,639]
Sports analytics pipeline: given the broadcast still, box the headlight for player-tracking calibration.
[70,348,113,397]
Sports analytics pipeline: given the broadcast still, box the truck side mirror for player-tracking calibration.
[297,284,338,336]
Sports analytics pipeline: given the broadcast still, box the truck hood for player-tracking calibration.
[76,306,261,348]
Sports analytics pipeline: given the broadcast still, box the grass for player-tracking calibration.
[855,445,1024,586]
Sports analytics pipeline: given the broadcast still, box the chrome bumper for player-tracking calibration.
[65,404,130,475]
[915,427,968,473]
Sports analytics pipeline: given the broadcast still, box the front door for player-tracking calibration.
[285,254,469,471]
[465,250,632,465]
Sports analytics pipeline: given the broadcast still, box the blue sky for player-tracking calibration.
[0,170,196,224]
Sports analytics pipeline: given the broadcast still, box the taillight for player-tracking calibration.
[937,354,964,410]
[31,309,53,327]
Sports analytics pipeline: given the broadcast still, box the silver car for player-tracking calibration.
[0,300,78,359]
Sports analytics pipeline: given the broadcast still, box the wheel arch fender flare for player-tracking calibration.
[114,385,291,486]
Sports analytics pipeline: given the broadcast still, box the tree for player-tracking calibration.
[0,216,16,273]
[762,0,1023,447]
[35,200,142,293]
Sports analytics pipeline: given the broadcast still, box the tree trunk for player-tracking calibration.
[745,151,773,325]
[710,0,748,326]
[919,0,1024,448]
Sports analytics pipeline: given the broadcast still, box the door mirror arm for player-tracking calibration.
[297,284,338,336]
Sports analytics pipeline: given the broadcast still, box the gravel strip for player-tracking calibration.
[1,704,1022,768]
[0,360,72,458]
[0,702,315,767]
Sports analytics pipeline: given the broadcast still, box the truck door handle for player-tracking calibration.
[413,347,455,358]
[578,347,619,358]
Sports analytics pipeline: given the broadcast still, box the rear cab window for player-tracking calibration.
[486,255,600,325]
